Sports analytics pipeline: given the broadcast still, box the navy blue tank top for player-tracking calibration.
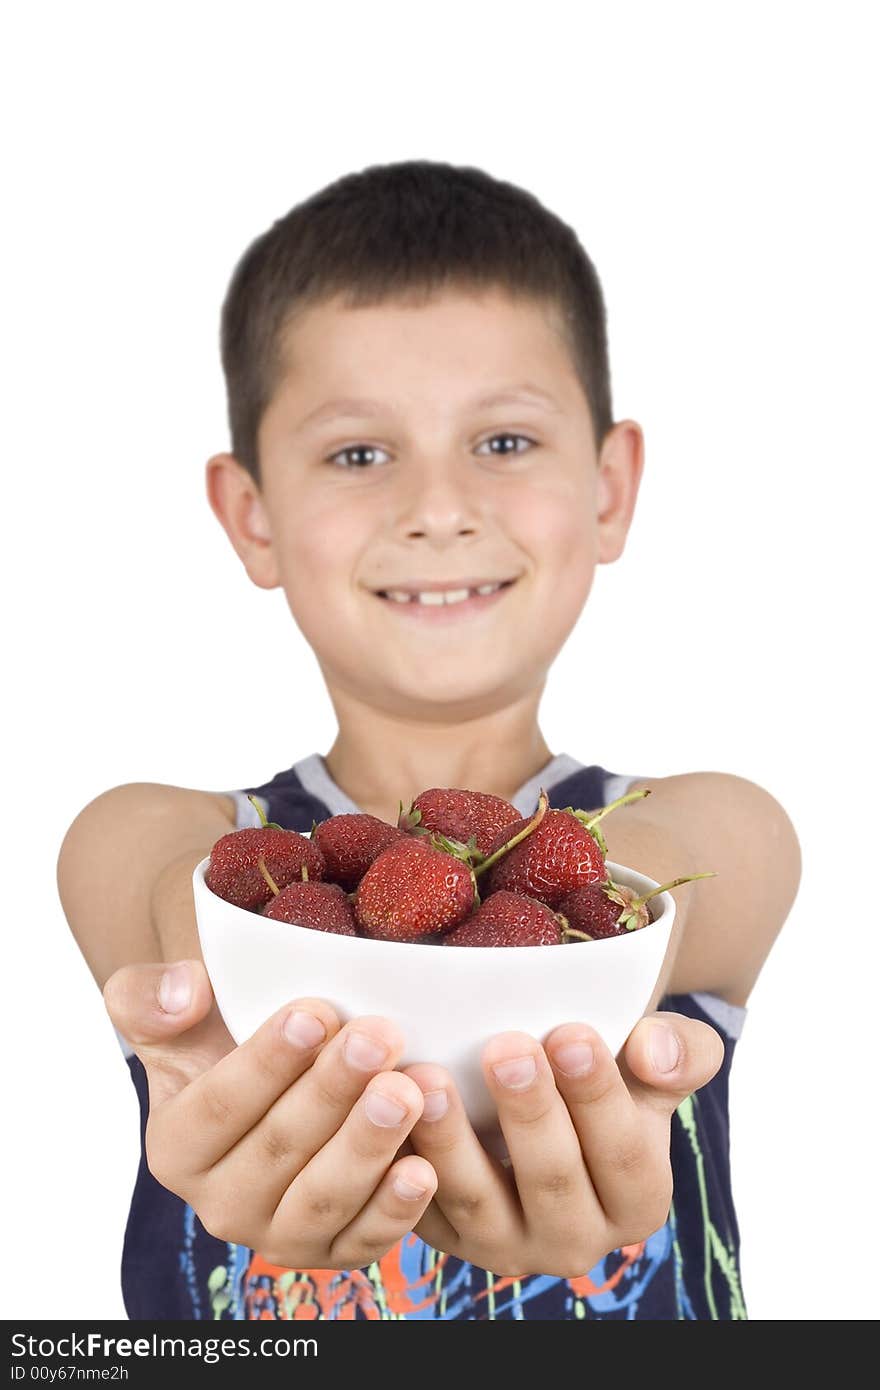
[117,752,747,1320]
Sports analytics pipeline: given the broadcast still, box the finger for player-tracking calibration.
[389,1134,462,1251]
[411,1195,464,1257]
[209,1015,409,1218]
[620,1012,725,1116]
[153,997,342,1176]
[272,1070,428,1259]
[103,960,232,1103]
[401,1062,520,1247]
[327,1155,438,1271]
[542,1022,658,1230]
[103,959,214,1047]
[480,1034,600,1245]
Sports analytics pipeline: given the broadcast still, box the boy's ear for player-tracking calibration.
[204,452,280,590]
[595,420,645,564]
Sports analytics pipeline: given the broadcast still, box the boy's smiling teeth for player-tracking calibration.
[378,580,513,606]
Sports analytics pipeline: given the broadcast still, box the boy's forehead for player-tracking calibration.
[273,288,583,416]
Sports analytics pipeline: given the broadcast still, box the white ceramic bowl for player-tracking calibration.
[193,858,675,1141]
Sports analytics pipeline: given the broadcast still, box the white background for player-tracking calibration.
[3,1,877,1321]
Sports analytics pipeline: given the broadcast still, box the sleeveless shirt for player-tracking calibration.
[115,751,747,1320]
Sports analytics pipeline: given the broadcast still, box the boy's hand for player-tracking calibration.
[401,1013,724,1278]
[103,960,438,1271]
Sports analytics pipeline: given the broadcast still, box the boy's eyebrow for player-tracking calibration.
[296,384,562,433]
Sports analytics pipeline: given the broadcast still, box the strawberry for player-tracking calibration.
[354,837,478,942]
[399,787,521,860]
[262,878,359,935]
[443,889,567,947]
[311,812,408,890]
[206,797,324,911]
[481,809,605,907]
[478,787,651,909]
[558,872,717,938]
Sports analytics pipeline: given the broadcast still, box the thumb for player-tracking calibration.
[619,1011,726,1116]
[103,959,235,1102]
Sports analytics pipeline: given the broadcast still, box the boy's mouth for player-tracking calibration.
[370,576,518,621]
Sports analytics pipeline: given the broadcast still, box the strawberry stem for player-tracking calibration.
[574,788,651,830]
[557,911,593,943]
[633,871,716,907]
[248,795,284,832]
[257,857,281,896]
[564,927,594,942]
[398,800,428,836]
[429,830,475,861]
[473,788,549,878]
[301,865,309,882]
[470,867,481,909]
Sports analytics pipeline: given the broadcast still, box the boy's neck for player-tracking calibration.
[322,690,555,823]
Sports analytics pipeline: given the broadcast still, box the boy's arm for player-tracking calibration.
[602,772,802,1009]
[56,783,236,990]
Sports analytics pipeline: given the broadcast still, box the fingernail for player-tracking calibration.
[421,1088,448,1121]
[344,1031,389,1071]
[393,1175,427,1201]
[365,1090,408,1128]
[158,962,191,1014]
[283,1009,326,1049]
[649,1024,681,1073]
[492,1055,537,1090]
[551,1040,595,1077]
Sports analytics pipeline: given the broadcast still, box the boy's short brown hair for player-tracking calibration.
[220,159,614,487]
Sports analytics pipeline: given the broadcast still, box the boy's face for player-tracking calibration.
[207,287,642,721]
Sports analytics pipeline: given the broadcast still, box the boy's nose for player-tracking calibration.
[396,460,483,542]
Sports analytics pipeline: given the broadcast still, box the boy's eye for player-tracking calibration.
[326,443,392,470]
[475,432,536,457]
[325,433,536,469]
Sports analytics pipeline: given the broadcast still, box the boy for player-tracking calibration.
[57,159,801,1320]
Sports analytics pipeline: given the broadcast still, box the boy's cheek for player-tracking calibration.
[267,472,597,613]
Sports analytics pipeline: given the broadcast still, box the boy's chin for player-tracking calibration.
[381,668,528,714]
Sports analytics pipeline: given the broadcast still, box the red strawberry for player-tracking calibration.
[354,837,478,942]
[311,812,408,890]
[478,787,651,908]
[399,787,521,859]
[480,810,604,908]
[443,890,566,947]
[206,798,324,911]
[558,872,716,938]
[263,879,359,935]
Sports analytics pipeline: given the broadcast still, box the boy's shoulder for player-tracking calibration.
[601,770,802,1009]
[58,782,244,989]
[213,792,239,828]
